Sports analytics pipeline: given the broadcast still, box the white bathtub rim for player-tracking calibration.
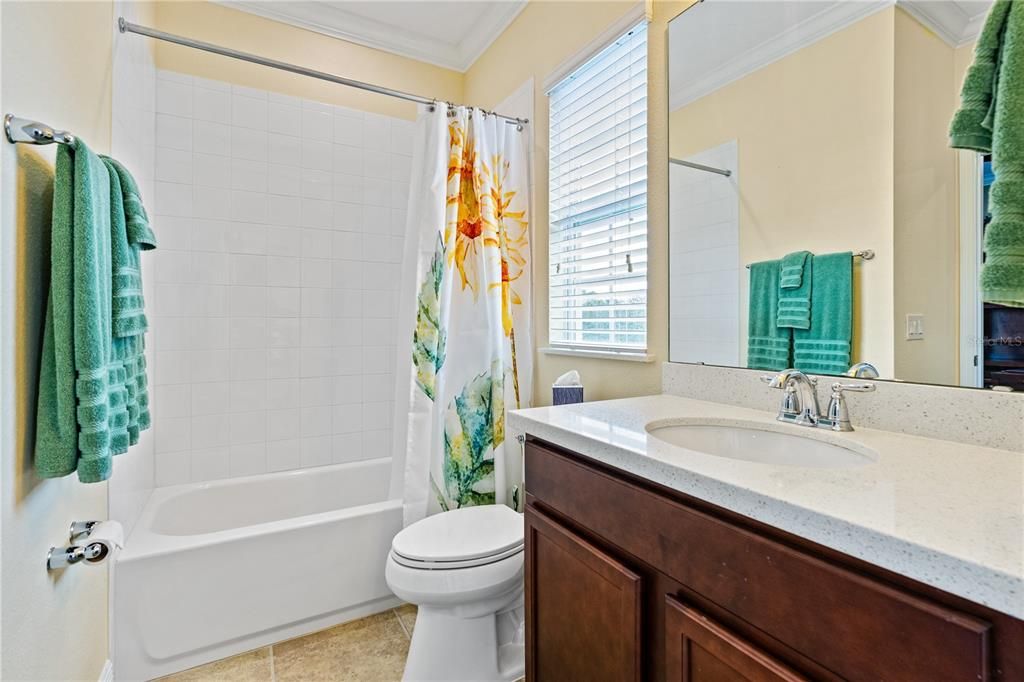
[119,458,398,561]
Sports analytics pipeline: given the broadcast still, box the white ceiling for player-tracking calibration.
[220,0,527,72]
[669,0,994,112]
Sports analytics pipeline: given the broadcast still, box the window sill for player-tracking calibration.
[539,347,656,363]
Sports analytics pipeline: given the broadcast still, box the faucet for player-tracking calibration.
[762,369,875,431]
[763,369,820,426]
[847,362,880,379]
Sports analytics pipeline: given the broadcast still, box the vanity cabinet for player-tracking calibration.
[524,437,1024,681]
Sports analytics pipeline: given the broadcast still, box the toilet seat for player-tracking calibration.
[390,505,523,570]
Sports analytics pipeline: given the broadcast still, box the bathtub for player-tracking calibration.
[113,459,403,681]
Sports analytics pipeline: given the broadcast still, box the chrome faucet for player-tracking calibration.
[762,369,875,432]
[846,362,880,379]
[763,369,820,426]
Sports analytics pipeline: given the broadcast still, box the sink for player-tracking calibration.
[646,420,875,469]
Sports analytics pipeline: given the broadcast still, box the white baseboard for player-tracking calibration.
[98,659,113,682]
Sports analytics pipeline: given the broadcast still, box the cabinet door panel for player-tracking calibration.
[526,505,642,682]
[665,595,807,682]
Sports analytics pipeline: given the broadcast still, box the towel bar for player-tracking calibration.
[4,113,75,146]
[745,250,874,269]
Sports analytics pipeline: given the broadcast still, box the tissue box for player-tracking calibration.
[552,385,584,405]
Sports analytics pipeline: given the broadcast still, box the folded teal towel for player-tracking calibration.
[794,252,852,375]
[779,250,809,289]
[777,251,812,330]
[103,158,153,447]
[951,1,1024,306]
[35,140,114,482]
[103,157,156,338]
[747,260,791,371]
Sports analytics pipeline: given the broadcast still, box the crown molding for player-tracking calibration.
[218,0,526,73]
[899,0,989,47]
[670,0,891,112]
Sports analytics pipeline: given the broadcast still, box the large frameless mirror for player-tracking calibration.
[666,0,1022,389]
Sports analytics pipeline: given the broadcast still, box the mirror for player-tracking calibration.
[666,0,1021,389]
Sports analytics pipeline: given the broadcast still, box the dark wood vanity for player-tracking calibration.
[524,437,1024,681]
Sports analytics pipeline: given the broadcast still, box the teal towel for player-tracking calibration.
[35,140,114,482]
[951,1,1024,306]
[777,251,812,330]
[794,252,852,376]
[103,156,156,338]
[747,260,791,371]
[103,158,153,447]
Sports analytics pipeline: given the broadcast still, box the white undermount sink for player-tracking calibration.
[646,420,876,469]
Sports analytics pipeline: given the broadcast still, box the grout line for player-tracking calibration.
[269,645,277,682]
[393,608,411,640]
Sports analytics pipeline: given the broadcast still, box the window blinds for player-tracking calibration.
[548,21,648,352]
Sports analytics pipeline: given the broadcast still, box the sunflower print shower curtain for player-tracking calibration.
[396,105,532,525]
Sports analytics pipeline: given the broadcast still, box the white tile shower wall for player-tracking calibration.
[150,69,411,486]
[669,141,740,367]
[109,0,157,537]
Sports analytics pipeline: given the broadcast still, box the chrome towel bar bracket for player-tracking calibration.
[4,113,75,146]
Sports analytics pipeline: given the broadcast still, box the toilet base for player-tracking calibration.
[403,595,525,681]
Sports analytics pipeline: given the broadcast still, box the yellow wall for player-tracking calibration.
[1,3,114,679]
[152,1,464,120]
[670,9,897,376]
[465,0,690,405]
[893,7,959,384]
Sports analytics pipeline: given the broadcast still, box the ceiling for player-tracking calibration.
[220,0,527,72]
[669,0,994,112]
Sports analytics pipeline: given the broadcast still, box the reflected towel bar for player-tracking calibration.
[670,157,732,177]
[4,114,75,146]
[745,250,875,269]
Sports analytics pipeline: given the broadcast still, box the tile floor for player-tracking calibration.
[160,604,417,682]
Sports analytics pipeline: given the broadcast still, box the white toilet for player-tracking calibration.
[385,505,525,682]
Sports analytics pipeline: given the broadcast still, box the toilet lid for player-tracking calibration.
[391,505,523,565]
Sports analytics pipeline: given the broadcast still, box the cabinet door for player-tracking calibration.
[526,505,642,682]
[665,595,807,682]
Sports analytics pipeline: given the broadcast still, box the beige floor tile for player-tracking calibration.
[158,647,272,682]
[273,611,410,682]
[393,604,417,637]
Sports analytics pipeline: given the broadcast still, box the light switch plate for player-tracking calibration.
[906,314,925,340]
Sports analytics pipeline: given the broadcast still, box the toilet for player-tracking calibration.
[385,505,525,682]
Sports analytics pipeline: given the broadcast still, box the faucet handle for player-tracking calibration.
[825,382,875,432]
[831,382,875,393]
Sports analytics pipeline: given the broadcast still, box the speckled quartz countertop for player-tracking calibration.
[508,394,1024,620]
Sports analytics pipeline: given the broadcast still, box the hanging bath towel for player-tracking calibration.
[35,140,116,482]
[793,252,853,376]
[950,0,1024,306]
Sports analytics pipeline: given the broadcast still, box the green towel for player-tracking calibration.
[103,156,156,338]
[103,158,153,447]
[951,0,1024,306]
[777,250,812,330]
[949,0,1013,152]
[794,252,852,376]
[747,260,791,371]
[35,140,114,482]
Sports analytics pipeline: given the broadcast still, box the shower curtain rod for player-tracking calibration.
[118,18,529,128]
[670,157,732,177]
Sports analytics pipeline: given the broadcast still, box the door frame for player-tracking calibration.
[958,149,983,388]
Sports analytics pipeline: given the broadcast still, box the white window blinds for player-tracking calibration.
[548,20,648,352]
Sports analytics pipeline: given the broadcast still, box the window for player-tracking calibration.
[548,21,648,353]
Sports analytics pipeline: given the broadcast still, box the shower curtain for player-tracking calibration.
[394,105,532,526]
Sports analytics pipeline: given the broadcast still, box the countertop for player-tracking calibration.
[508,394,1024,619]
